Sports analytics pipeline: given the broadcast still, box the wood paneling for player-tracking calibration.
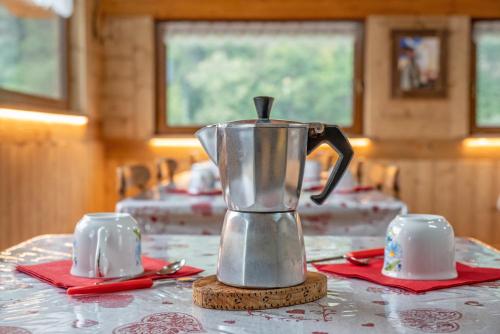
[98,15,499,246]
[364,16,470,139]
[100,16,155,140]
[101,140,500,245]
[100,0,500,19]
[0,122,105,250]
[0,0,105,250]
[359,156,500,244]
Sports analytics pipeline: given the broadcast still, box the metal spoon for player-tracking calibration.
[307,254,372,265]
[307,248,385,265]
[98,259,186,284]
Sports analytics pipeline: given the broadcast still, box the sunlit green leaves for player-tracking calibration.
[0,5,62,99]
[476,33,500,127]
[165,27,355,126]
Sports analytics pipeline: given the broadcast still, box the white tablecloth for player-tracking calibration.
[116,190,407,236]
[1,234,499,333]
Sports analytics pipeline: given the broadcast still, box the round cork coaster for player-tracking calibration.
[192,272,327,310]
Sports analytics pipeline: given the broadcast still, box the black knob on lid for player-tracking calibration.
[253,96,274,120]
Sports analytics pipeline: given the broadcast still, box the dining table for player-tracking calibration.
[1,234,499,333]
[116,189,408,236]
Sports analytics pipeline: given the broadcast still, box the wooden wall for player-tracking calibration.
[0,0,105,250]
[0,123,105,250]
[98,14,500,246]
[2,2,500,249]
[100,0,500,19]
[362,16,500,244]
[99,17,154,140]
[361,155,500,246]
[365,16,470,139]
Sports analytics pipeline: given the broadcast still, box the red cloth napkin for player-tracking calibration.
[16,256,203,289]
[314,259,500,293]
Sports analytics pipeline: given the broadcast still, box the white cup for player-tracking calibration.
[303,160,322,189]
[71,213,143,278]
[382,214,457,280]
[334,170,356,191]
[188,162,217,194]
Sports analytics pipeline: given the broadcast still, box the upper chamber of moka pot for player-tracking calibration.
[195,96,354,213]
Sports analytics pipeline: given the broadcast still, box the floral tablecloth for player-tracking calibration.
[116,190,407,236]
[1,234,499,333]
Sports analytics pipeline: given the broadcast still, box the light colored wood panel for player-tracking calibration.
[413,160,434,213]
[0,137,105,250]
[100,0,500,18]
[494,162,500,244]
[364,16,470,140]
[100,16,155,140]
[11,145,22,244]
[35,144,47,237]
[6,145,15,246]
[0,0,106,250]
[396,160,414,212]
[432,160,457,224]
[472,161,495,242]
[23,144,34,240]
[0,145,7,248]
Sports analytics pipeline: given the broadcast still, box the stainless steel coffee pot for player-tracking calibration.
[196,96,353,288]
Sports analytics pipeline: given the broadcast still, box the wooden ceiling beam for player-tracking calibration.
[100,0,500,19]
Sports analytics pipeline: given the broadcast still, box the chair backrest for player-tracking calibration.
[156,158,178,185]
[364,162,400,198]
[382,165,400,198]
[117,164,151,199]
[366,163,386,189]
[349,159,364,184]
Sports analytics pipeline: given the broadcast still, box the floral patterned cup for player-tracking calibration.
[71,213,143,278]
[382,214,457,280]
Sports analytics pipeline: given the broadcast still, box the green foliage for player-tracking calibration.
[476,34,500,127]
[166,34,354,126]
[0,5,61,99]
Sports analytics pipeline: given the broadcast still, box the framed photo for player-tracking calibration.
[391,29,447,98]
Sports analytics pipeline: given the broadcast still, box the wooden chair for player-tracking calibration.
[350,159,364,184]
[364,162,400,198]
[365,162,386,189]
[382,165,400,198]
[156,158,179,188]
[117,164,152,199]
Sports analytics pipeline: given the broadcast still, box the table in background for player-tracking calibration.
[117,190,407,236]
[1,234,499,333]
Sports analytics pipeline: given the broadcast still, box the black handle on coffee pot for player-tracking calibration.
[306,124,353,205]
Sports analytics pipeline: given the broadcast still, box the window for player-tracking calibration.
[472,21,500,132]
[0,3,68,110]
[156,21,363,134]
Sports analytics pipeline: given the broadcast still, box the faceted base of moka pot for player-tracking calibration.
[217,210,307,288]
[192,272,327,310]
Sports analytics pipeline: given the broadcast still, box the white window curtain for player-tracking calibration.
[30,0,73,17]
[164,21,360,37]
[474,21,500,41]
[0,0,73,18]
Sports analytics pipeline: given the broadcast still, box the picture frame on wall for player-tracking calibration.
[391,29,447,98]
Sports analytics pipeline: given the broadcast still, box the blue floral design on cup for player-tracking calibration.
[383,228,402,272]
[72,240,78,266]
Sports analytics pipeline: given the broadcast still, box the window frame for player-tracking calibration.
[0,15,70,112]
[470,19,500,134]
[154,20,364,135]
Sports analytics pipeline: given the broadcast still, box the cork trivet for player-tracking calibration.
[192,272,327,310]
